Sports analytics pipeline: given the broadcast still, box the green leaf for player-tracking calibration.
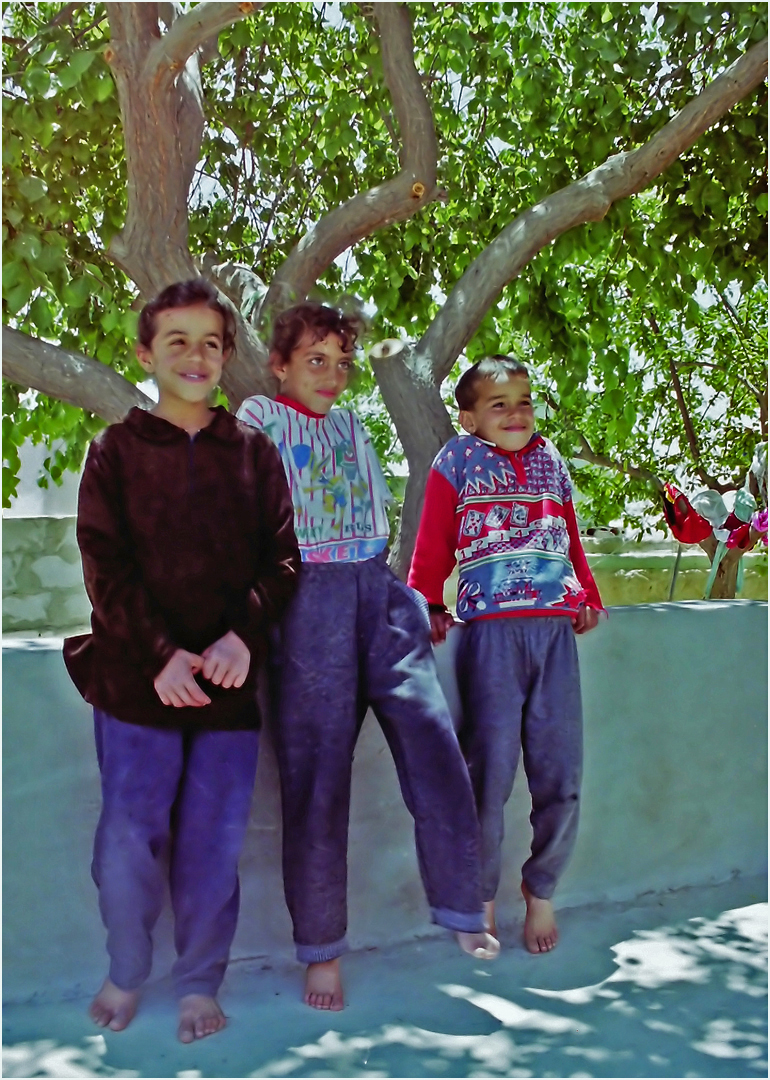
[56,50,98,90]
[23,64,51,97]
[5,279,33,315]
[13,233,42,263]
[17,175,48,202]
[62,276,92,309]
[29,294,54,332]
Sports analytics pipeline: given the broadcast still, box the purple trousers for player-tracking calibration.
[91,710,259,997]
[456,617,583,901]
[272,553,485,963]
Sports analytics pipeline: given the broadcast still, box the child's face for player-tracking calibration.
[272,331,353,415]
[459,373,535,452]
[136,304,227,407]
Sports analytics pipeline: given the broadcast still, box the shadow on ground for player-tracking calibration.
[3,878,767,1079]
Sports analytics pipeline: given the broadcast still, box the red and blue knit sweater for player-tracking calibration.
[408,432,603,621]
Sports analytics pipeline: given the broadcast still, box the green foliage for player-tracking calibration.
[530,280,768,535]
[2,2,141,504]
[2,0,767,529]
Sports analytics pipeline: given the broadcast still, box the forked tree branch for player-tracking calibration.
[261,1,438,320]
[147,1,263,91]
[417,37,768,382]
[105,2,258,296]
[2,327,153,424]
[573,432,664,492]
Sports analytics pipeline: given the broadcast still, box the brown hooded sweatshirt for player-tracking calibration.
[63,405,300,730]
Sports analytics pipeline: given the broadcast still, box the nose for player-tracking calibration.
[189,342,209,363]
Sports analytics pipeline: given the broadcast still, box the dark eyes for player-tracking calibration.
[169,338,220,348]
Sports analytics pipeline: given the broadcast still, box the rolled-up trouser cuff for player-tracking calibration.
[522,876,556,901]
[296,936,348,964]
[174,977,223,1000]
[431,907,486,934]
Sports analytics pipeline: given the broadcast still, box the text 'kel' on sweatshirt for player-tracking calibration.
[408,432,603,621]
[63,406,300,730]
[236,394,392,564]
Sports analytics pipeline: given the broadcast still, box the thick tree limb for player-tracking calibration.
[105,2,257,296]
[261,2,438,319]
[2,327,152,425]
[147,2,264,93]
[418,38,768,382]
[103,2,270,406]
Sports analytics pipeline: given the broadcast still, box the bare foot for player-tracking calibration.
[483,899,498,938]
[89,978,139,1032]
[456,930,500,960]
[521,881,558,953]
[177,994,227,1043]
[304,958,344,1011]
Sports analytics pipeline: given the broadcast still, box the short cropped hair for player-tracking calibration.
[455,354,529,412]
[269,302,364,365]
[138,279,236,353]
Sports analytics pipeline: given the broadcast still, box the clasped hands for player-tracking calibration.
[154,630,250,708]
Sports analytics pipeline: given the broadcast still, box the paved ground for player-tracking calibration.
[3,876,767,1079]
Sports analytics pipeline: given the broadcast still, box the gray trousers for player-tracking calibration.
[272,553,485,963]
[456,617,583,901]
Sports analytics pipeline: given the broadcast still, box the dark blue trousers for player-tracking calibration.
[456,617,583,902]
[273,554,485,962]
[91,710,259,997]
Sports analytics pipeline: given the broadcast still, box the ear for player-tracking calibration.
[135,343,154,373]
[459,410,477,435]
[269,349,288,383]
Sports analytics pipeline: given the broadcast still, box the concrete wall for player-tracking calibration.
[3,601,767,1005]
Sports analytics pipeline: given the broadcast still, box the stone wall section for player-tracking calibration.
[2,516,768,634]
[2,517,91,634]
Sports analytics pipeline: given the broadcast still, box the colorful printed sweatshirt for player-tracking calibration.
[408,432,603,621]
[237,395,392,563]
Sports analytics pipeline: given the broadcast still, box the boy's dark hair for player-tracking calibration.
[270,302,364,365]
[138,279,237,352]
[455,354,529,411]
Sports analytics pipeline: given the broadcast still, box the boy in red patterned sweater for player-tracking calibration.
[409,355,604,952]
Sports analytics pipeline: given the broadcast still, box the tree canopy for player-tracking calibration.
[2,1,767,574]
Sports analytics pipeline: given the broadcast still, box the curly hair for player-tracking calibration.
[269,302,364,365]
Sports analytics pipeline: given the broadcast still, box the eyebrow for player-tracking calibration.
[162,328,222,340]
[303,347,353,358]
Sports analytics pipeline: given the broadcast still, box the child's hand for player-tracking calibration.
[430,610,456,645]
[572,605,599,635]
[201,630,251,689]
[154,649,211,707]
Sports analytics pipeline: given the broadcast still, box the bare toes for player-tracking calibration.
[177,995,226,1043]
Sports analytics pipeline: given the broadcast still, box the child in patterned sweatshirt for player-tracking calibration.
[408,355,605,953]
[237,302,498,1012]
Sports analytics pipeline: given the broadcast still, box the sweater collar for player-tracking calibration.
[276,393,328,420]
[472,431,545,484]
[124,405,239,442]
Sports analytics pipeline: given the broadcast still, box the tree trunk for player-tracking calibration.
[370,340,455,579]
[699,535,742,599]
